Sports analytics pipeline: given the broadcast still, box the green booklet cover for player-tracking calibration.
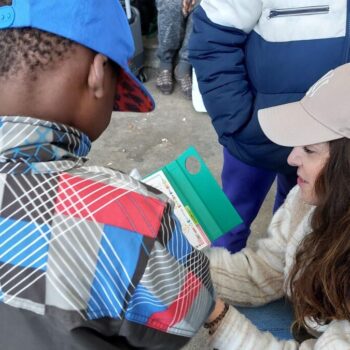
[143,147,242,250]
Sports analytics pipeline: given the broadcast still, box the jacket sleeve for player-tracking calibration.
[188,0,262,150]
[118,203,215,349]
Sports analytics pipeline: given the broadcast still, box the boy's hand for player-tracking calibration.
[204,298,229,335]
[182,0,196,16]
[207,299,226,323]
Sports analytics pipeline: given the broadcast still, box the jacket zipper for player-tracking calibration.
[269,5,330,19]
[345,0,350,61]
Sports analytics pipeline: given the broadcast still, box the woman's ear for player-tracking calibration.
[88,54,109,99]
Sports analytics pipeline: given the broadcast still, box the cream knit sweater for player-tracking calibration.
[208,186,350,349]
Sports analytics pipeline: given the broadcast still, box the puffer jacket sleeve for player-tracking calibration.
[188,0,262,151]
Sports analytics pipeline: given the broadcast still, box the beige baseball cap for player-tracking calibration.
[258,63,350,147]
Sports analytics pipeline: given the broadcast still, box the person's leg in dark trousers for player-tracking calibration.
[176,10,192,75]
[155,0,186,94]
[156,0,186,69]
[174,5,196,99]
[213,148,276,253]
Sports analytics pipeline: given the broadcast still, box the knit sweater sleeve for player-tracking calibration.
[210,307,350,349]
[208,186,300,306]
[207,186,350,349]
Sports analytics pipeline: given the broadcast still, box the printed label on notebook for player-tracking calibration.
[144,170,210,250]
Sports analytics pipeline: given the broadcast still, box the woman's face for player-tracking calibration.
[287,142,330,205]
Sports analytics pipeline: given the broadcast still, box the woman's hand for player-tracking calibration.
[182,0,196,16]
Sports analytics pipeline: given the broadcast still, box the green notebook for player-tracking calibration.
[144,147,242,250]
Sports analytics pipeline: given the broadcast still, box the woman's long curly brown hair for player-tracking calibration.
[288,138,350,329]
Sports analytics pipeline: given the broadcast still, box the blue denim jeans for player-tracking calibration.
[237,299,294,340]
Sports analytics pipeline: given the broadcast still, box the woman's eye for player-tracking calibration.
[303,146,314,154]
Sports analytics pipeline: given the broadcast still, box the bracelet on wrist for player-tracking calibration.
[204,303,229,335]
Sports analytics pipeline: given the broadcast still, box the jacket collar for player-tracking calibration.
[0,116,91,174]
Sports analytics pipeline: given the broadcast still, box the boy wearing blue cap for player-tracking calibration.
[0,1,215,349]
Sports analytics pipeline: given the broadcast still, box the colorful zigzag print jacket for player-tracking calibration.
[0,116,215,350]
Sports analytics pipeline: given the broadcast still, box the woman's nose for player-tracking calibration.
[287,147,301,167]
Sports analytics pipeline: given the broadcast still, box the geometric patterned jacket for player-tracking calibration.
[0,116,215,349]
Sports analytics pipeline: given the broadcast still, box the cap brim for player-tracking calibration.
[114,68,155,113]
[258,101,343,147]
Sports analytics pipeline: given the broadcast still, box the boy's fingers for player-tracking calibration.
[182,0,196,16]
[182,0,186,14]
[182,3,189,16]
[186,0,196,14]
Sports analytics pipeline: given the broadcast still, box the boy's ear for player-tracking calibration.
[88,54,109,99]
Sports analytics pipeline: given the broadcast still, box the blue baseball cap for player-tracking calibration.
[0,0,155,113]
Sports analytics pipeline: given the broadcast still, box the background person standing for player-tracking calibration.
[155,0,198,99]
[189,0,349,253]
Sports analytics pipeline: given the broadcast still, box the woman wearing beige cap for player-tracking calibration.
[204,63,350,349]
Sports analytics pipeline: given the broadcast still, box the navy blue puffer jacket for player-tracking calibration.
[189,0,349,174]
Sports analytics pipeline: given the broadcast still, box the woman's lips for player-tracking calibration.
[297,176,307,186]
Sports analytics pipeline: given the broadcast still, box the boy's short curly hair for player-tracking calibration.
[0,0,76,79]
